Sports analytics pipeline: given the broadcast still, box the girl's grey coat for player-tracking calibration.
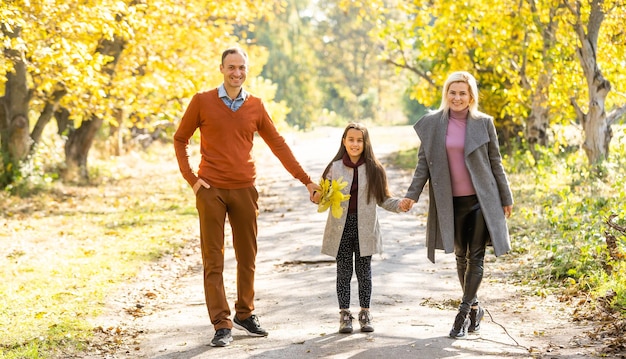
[405,110,513,263]
[321,160,403,258]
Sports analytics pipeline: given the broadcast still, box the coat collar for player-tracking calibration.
[414,110,490,156]
[439,110,489,156]
[464,115,489,156]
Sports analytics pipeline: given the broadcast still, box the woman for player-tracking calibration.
[400,71,513,339]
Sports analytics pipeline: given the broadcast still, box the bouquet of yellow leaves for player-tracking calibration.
[317,177,351,218]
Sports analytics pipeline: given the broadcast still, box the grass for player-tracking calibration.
[0,143,197,358]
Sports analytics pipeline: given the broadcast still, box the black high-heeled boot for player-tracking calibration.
[449,310,470,339]
[468,306,484,332]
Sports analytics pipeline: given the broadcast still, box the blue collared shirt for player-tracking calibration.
[218,84,248,111]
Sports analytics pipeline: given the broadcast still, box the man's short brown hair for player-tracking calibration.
[221,47,248,64]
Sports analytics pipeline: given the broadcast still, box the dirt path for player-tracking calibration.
[86,126,601,359]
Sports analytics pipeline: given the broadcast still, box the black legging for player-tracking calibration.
[453,195,489,314]
[336,213,372,309]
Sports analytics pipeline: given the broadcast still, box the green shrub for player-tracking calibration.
[505,126,626,314]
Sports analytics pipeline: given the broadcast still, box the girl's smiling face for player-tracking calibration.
[343,128,364,163]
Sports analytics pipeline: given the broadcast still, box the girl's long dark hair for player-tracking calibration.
[322,123,391,204]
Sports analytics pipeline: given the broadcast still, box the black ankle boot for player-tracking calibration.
[468,306,484,333]
[449,311,470,339]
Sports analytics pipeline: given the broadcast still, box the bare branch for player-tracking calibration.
[570,96,585,125]
[385,59,435,86]
[606,104,626,126]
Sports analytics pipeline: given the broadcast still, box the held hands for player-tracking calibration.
[311,190,322,204]
[399,198,415,212]
[307,182,322,203]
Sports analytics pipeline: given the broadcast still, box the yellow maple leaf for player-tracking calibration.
[317,177,351,218]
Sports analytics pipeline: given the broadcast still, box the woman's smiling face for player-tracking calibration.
[447,81,472,112]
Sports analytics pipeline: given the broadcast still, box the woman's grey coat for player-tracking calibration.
[405,110,513,263]
[322,160,403,258]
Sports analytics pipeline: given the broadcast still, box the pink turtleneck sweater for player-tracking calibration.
[446,108,476,196]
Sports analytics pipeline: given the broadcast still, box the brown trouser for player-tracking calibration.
[196,186,259,330]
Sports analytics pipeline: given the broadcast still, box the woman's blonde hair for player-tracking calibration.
[438,71,480,117]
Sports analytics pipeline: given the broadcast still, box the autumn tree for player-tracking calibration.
[0,0,284,187]
[520,0,563,158]
[374,0,626,162]
[375,0,529,142]
[0,6,31,186]
[1,1,109,185]
[563,0,626,165]
[314,0,402,122]
[252,0,323,130]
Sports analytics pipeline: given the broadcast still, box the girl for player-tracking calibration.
[313,123,404,333]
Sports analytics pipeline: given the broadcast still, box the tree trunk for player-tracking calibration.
[30,86,68,150]
[0,25,32,186]
[107,108,124,156]
[56,107,71,136]
[523,1,558,159]
[525,73,551,159]
[63,115,103,183]
[565,0,612,165]
[61,34,125,183]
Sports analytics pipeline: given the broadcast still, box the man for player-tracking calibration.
[173,47,319,347]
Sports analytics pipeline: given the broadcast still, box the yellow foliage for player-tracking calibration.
[317,177,351,219]
[0,0,285,131]
[377,0,626,131]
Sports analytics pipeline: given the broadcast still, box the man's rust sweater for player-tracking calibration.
[174,88,311,189]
